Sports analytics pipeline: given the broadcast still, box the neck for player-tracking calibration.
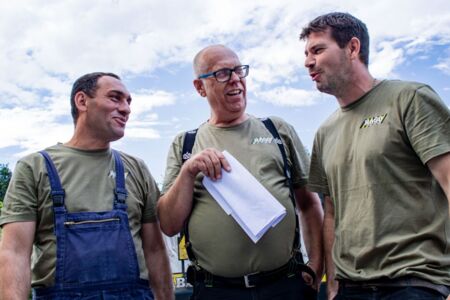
[209,113,249,127]
[336,69,376,107]
[65,129,110,150]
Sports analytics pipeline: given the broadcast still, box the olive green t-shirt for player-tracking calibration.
[162,116,310,277]
[308,80,450,285]
[0,144,159,287]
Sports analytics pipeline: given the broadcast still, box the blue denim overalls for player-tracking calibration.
[33,150,154,299]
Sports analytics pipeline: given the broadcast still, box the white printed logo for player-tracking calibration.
[251,137,283,144]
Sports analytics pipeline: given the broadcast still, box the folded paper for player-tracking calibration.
[203,150,286,243]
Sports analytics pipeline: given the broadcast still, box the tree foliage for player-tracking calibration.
[0,164,12,204]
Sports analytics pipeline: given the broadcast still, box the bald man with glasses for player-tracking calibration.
[157,45,324,300]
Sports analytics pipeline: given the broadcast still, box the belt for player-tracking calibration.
[338,277,450,297]
[187,259,315,288]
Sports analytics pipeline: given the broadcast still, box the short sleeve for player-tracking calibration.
[161,133,184,195]
[0,159,38,226]
[140,161,160,223]
[404,85,450,164]
[307,131,330,195]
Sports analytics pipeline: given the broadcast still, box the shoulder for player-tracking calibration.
[16,145,62,170]
[381,79,432,98]
[114,150,149,171]
[258,116,294,133]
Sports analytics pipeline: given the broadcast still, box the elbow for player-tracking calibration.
[158,210,183,237]
[157,197,185,237]
[162,227,180,237]
[159,221,183,237]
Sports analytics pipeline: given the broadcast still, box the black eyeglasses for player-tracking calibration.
[198,65,249,83]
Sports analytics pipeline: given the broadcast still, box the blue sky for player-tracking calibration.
[1,0,450,183]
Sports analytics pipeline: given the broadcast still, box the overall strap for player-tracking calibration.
[260,118,302,262]
[39,151,66,210]
[39,150,67,281]
[112,150,128,210]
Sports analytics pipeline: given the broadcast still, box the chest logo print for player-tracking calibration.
[108,170,129,179]
[251,137,282,144]
[360,113,387,129]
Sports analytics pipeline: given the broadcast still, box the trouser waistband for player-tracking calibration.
[338,277,450,297]
[187,258,316,288]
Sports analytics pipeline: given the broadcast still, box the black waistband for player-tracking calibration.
[187,259,315,288]
[338,277,450,297]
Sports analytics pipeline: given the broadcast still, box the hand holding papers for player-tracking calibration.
[202,150,286,243]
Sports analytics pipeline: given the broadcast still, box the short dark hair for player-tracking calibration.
[70,72,120,124]
[300,12,370,66]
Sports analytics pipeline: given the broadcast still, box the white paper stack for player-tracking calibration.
[202,150,286,243]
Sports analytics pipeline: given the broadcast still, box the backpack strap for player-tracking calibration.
[180,118,303,265]
[181,129,198,164]
[180,128,199,263]
[260,118,302,263]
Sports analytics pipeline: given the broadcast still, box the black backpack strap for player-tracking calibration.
[181,129,198,164]
[260,117,302,263]
[180,128,199,263]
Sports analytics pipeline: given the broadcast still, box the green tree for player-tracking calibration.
[0,164,12,205]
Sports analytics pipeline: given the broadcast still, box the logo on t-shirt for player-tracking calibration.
[108,170,129,179]
[251,136,282,144]
[360,113,387,129]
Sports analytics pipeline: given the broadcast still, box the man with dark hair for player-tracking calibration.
[158,44,324,300]
[69,72,120,123]
[0,72,174,299]
[300,12,450,300]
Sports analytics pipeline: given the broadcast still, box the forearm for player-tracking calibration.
[142,222,174,300]
[146,248,174,300]
[323,196,338,299]
[299,197,324,278]
[158,166,196,236]
[323,213,336,283]
[0,249,31,300]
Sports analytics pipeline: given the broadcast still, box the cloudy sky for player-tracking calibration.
[1,0,450,183]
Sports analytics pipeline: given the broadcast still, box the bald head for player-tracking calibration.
[193,45,239,77]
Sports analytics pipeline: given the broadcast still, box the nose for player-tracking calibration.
[228,70,241,83]
[118,100,131,116]
[304,53,315,69]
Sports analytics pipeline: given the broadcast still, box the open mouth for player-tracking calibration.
[310,72,320,81]
[226,89,242,96]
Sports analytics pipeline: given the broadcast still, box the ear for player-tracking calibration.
[348,37,361,61]
[193,79,207,97]
[74,91,89,113]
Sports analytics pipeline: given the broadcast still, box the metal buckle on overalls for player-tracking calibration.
[244,272,258,288]
[51,190,65,206]
[114,188,128,203]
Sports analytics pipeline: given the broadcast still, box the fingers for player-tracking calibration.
[186,148,230,180]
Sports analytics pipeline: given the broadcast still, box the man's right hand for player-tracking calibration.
[184,148,231,180]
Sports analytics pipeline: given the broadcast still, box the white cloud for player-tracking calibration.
[1,0,450,159]
[129,90,176,116]
[0,107,73,155]
[256,87,322,107]
[370,41,405,78]
[434,61,450,75]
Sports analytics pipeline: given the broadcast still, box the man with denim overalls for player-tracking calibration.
[0,72,174,299]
